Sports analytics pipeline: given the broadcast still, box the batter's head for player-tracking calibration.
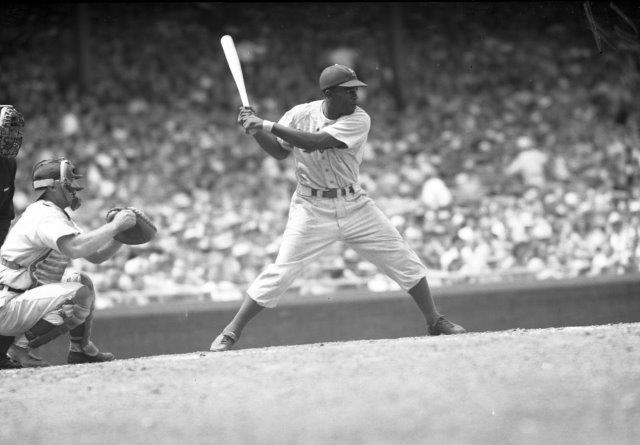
[319,64,367,91]
[32,158,84,210]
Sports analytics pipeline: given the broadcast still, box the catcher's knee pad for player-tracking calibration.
[58,285,94,329]
[65,272,95,296]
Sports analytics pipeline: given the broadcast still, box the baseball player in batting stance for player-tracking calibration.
[0,158,137,368]
[210,64,466,352]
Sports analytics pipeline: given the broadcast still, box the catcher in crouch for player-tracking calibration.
[0,157,137,367]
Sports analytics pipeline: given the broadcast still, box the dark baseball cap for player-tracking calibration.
[319,64,368,90]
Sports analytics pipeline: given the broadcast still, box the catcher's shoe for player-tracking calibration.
[67,350,115,364]
[428,316,467,336]
[0,354,23,370]
[7,345,51,367]
[209,332,238,352]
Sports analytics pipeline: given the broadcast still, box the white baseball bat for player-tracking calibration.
[220,35,250,107]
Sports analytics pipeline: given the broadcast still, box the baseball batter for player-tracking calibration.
[210,64,466,352]
[0,158,137,368]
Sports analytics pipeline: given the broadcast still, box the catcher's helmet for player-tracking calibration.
[32,158,84,210]
[32,158,83,191]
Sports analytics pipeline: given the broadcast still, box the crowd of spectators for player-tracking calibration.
[1,3,639,308]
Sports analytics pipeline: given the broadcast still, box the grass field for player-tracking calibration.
[1,323,639,444]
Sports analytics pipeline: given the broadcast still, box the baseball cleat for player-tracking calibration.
[7,345,51,367]
[209,332,238,352]
[67,350,115,364]
[0,354,23,370]
[428,316,467,336]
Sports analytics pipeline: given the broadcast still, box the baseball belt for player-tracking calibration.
[1,256,47,291]
[299,184,357,198]
[0,284,25,294]
[0,257,28,293]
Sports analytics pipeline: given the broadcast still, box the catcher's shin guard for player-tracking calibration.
[25,277,96,349]
[65,272,95,346]
[25,319,69,349]
[69,314,94,348]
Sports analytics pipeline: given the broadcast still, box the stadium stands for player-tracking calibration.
[1,3,638,307]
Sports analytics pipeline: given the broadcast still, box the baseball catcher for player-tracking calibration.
[0,157,141,368]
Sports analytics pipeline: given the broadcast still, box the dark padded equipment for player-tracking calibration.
[25,319,70,349]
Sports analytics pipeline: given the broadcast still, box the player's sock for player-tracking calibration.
[13,334,28,349]
[408,277,441,327]
[224,294,265,336]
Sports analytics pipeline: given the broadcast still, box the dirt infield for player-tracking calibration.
[2,323,639,444]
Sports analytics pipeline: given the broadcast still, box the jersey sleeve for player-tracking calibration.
[34,212,82,253]
[322,110,371,150]
[276,106,300,152]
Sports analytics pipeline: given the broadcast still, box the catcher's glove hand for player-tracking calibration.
[106,206,157,245]
[0,105,24,158]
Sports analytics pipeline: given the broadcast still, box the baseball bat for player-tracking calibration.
[220,35,251,107]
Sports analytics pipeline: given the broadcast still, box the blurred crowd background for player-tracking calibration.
[1,3,639,308]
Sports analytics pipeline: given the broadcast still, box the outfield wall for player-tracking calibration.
[39,274,640,365]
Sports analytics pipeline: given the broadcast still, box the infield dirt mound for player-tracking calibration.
[1,323,639,444]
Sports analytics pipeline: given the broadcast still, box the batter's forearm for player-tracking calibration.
[253,131,290,160]
[271,124,339,151]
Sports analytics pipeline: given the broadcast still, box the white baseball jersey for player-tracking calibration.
[277,100,370,189]
[0,200,80,297]
[247,100,428,308]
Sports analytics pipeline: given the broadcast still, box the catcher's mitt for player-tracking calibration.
[106,206,157,245]
[0,105,24,158]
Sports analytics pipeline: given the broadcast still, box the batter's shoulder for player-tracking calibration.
[286,101,321,116]
[353,106,370,120]
[346,106,371,128]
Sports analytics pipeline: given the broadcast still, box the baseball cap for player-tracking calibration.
[32,158,83,191]
[319,64,368,90]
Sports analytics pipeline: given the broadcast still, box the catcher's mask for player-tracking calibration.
[0,105,25,158]
[32,158,84,210]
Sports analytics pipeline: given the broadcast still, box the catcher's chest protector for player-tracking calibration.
[31,249,70,285]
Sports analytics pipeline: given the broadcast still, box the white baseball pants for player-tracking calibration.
[247,189,428,308]
[0,282,82,336]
